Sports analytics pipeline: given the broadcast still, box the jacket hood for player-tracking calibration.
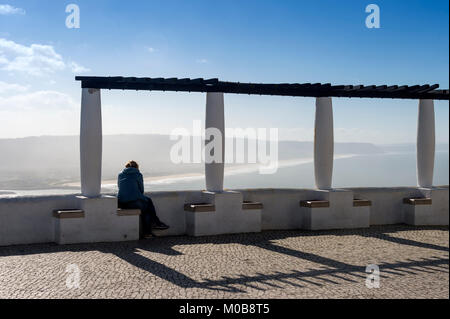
[121,167,140,175]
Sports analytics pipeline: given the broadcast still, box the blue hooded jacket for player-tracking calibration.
[117,167,147,203]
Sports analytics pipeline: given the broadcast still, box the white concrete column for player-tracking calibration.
[205,92,225,192]
[80,88,102,197]
[417,99,435,188]
[314,97,334,189]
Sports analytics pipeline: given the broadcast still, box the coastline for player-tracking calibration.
[89,154,358,188]
[1,151,448,197]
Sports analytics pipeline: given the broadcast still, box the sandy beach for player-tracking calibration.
[60,155,358,189]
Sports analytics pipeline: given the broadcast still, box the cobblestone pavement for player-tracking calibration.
[0,225,448,299]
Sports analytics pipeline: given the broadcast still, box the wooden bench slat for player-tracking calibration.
[242,201,263,210]
[53,209,84,219]
[403,198,432,206]
[353,199,372,207]
[300,200,330,208]
[184,203,216,212]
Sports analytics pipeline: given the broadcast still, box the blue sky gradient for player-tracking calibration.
[0,0,448,143]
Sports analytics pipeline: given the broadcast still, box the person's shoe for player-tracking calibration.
[151,221,170,230]
[143,233,154,239]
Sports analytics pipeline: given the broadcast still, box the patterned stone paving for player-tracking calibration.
[0,225,448,299]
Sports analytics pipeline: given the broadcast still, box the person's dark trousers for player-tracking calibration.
[118,196,161,235]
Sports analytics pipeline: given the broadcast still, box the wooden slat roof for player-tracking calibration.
[75,76,450,100]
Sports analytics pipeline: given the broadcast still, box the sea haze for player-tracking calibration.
[0,135,448,196]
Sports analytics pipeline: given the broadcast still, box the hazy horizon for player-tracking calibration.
[0,134,448,195]
[1,133,449,145]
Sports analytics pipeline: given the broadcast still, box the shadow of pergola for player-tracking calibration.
[0,225,448,293]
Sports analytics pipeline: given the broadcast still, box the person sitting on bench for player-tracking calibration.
[117,160,169,237]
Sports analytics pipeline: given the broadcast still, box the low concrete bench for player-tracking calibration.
[403,197,435,226]
[184,198,262,236]
[53,198,141,244]
[53,209,85,219]
[53,209,85,244]
[300,197,371,230]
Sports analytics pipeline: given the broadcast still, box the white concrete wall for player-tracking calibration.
[0,186,448,246]
[237,189,318,230]
[348,187,435,225]
[0,195,79,246]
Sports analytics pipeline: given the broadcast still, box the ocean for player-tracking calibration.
[1,151,447,197]
[142,151,449,191]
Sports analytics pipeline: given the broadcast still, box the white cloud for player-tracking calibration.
[0,4,25,15]
[147,47,155,53]
[0,38,89,76]
[0,90,77,111]
[0,81,28,94]
[0,55,8,64]
[69,61,90,73]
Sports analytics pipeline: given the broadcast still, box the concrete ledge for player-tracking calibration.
[300,200,330,208]
[353,199,372,207]
[242,201,263,210]
[1,187,448,245]
[403,198,432,205]
[184,203,216,212]
[53,209,84,219]
[117,208,141,216]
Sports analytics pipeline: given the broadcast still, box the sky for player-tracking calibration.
[0,0,449,144]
